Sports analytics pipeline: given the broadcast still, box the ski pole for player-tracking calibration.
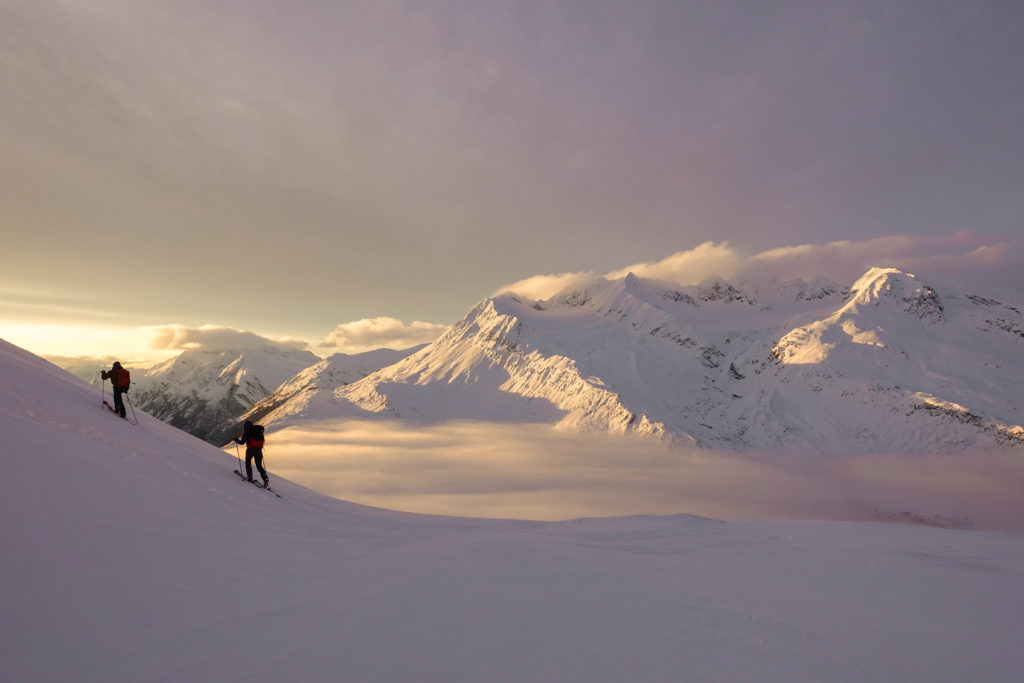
[100,374,105,405]
[235,442,243,475]
[125,393,138,425]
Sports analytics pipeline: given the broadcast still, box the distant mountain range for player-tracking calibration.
[62,267,1024,454]
[247,267,1024,454]
[128,346,320,443]
[120,345,423,444]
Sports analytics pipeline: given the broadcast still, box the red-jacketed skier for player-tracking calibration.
[235,421,269,488]
[101,361,130,419]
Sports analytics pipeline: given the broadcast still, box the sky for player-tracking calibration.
[1,0,1022,364]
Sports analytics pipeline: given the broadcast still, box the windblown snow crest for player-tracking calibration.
[251,267,1024,454]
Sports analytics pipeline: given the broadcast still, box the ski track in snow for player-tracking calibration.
[3,338,1024,682]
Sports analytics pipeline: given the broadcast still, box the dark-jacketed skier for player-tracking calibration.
[235,421,269,488]
[101,361,131,419]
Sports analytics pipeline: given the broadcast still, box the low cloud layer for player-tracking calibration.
[497,232,1021,301]
[264,420,1024,530]
[319,317,447,353]
[144,325,309,353]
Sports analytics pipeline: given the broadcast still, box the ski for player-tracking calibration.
[102,400,136,424]
[233,470,281,498]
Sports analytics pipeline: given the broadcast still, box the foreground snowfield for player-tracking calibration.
[2,339,1023,682]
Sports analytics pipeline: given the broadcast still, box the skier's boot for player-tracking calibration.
[262,479,270,489]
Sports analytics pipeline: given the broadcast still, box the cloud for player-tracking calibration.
[143,325,309,353]
[492,271,596,300]
[738,231,1020,287]
[0,286,121,322]
[319,317,446,353]
[495,232,1022,300]
[263,419,1024,530]
[896,241,1020,290]
[605,240,745,284]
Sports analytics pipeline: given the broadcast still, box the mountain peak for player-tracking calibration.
[850,266,915,293]
[696,276,749,304]
[845,267,945,322]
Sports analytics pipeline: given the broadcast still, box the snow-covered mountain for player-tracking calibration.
[129,345,319,443]
[255,267,1024,454]
[3,336,1024,682]
[233,345,425,441]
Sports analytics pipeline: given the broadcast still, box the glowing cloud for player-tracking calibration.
[493,271,596,300]
[495,233,1020,300]
[319,317,446,353]
[605,240,745,284]
[143,325,309,353]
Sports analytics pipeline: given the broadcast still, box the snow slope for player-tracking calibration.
[257,268,1024,454]
[2,337,1024,682]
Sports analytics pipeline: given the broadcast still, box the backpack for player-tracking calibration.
[111,367,131,391]
[247,424,266,449]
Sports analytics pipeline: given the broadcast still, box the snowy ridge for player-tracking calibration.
[258,267,1024,454]
[233,346,425,439]
[130,345,319,443]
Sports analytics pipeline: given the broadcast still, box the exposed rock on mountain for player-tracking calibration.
[130,346,319,443]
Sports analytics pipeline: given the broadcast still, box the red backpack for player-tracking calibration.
[247,424,265,449]
[110,367,130,390]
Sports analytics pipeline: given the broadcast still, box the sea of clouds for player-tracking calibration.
[262,419,1024,530]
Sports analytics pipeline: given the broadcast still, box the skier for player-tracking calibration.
[101,361,130,419]
[235,420,269,488]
